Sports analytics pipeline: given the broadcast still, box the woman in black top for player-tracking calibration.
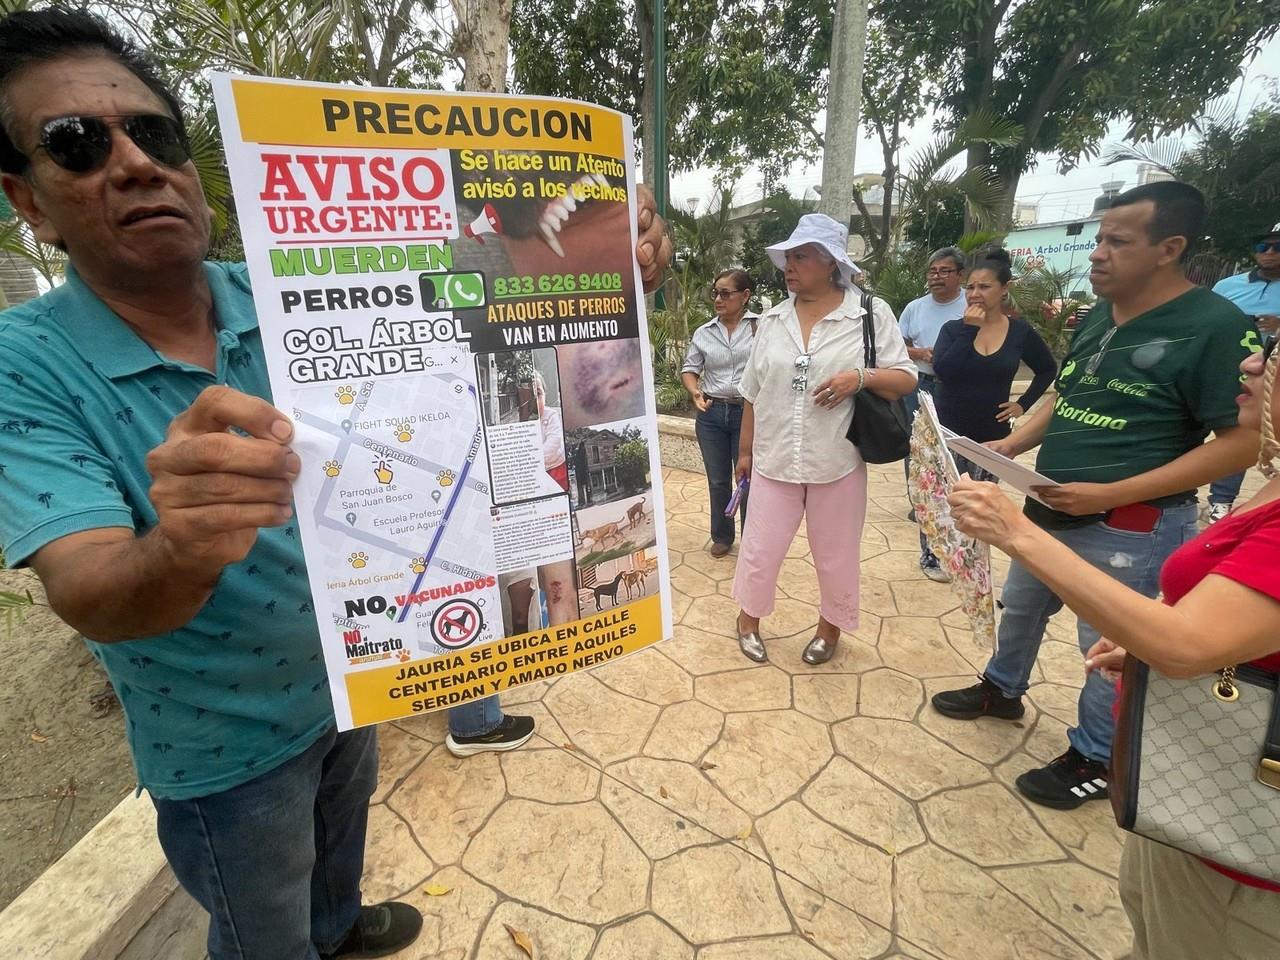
[932,249,1057,477]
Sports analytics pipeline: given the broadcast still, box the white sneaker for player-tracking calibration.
[1207,502,1231,524]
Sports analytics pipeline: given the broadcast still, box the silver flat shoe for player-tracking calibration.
[801,635,837,665]
[737,630,767,663]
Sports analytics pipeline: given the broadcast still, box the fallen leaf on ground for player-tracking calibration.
[562,742,578,752]
[735,825,752,841]
[505,923,534,958]
[698,760,717,770]
[30,730,48,743]
[803,930,817,944]
[659,785,670,799]
[422,883,451,897]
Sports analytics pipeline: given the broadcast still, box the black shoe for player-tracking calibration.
[930,676,1025,721]
[323,901,423,959]
[445,714,535,757]
[920,554,950,583]
[1015,746,1109,810]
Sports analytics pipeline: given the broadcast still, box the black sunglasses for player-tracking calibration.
[1265,336,1277,364]
[1255,241,1280,254]
[710,286,743,299]
[30,114,190,174]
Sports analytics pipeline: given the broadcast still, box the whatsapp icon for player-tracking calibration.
[419,272,486,310]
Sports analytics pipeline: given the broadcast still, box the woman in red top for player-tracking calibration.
[948,339,1280,960]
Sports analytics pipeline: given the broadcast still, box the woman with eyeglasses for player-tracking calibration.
[947,336,1280,960]
[681,269,756,557]
[931,248,1057,475]
[732,215,916,665]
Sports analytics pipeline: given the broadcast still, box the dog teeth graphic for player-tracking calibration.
[535,174,613,257]
[539,221,566,257]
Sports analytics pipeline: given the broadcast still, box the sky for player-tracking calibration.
[670,33,1280,226]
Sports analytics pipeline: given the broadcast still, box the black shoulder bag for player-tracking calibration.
[845,292,911,463]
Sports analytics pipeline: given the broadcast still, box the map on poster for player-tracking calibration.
[213,74,672,729]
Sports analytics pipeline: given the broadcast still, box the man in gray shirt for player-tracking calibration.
[899,247,967,581]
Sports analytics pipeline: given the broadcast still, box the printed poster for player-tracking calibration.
[212,74,672,729]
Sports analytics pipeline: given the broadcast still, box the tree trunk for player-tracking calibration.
[817,0,869,228]
[635,0,659,195]
[960,0,1008,232]
[998,164,1025,226]
[451,0,513,93]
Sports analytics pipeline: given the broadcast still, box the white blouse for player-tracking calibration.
[740,286,915,484]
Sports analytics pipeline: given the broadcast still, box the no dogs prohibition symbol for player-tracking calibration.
[430,598,484,649]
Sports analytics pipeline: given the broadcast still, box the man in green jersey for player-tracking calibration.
[931,182,1258,809]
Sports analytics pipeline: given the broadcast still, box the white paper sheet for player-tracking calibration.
[944,434,1058,505]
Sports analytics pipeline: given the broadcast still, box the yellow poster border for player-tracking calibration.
[345,594,661,726]
[230,77,625,155]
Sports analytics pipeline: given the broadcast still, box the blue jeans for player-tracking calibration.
[1209,470,1245,505]
[696,399,748,546]
[152,726,377,960]
[983,502,1198,763]
[904,374,936,561]
[448,696,502,736]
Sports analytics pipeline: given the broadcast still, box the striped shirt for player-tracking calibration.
[681,315,755,398]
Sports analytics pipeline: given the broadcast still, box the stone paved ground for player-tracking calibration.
[364,463,1136,960]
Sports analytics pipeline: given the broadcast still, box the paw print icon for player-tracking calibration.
[394,423,414,443]
[409,557,427,574]
[437,469,456,487]
[396,649,411,662]
[322,460,341,477]
[348,552,369,569]
[335,385,356,405]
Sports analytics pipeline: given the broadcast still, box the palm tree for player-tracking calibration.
[0,218,65,286]
[36,492,53,509]
[665,186,740,340]
[877,110,1024,255]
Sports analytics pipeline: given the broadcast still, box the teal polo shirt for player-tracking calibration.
[1212,270,1280,319]
[0,262,333,800]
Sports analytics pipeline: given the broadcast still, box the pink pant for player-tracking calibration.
[732,467,867,632]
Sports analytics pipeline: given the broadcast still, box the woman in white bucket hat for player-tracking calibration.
[731,214,917,664]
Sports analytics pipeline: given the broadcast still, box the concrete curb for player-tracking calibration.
[0,792,205,959]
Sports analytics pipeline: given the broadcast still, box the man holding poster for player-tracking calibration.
[0,10,671,959]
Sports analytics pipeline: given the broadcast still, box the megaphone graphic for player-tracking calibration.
[464,203,503,244]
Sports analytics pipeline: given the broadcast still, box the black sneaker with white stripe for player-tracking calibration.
[1015,746,1109,810]
[446,714,535,757]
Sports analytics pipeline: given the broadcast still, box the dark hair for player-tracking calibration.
[969,247,1012,284]
[0,10,186,174]
[714,268,754,293]
[1107,181,1205,262]
[928,246,967,272]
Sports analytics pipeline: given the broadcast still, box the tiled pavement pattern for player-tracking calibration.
[364,464,1136,960]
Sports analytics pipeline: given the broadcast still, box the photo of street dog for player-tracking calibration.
[578,546,658,613]
[573,492,654,569]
